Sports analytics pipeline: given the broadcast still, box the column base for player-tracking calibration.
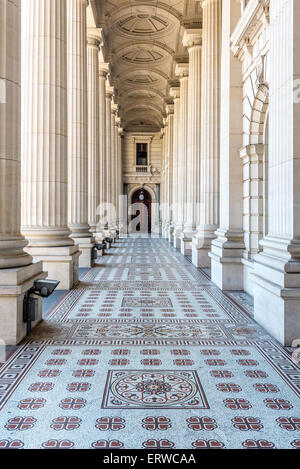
[25,245,81,290]
[180,231,195,256]
[192,237,210,267]
[0,262,46,345]
[162,224,169,239]
[78,239,95,268]
[209,231,245,290]
[192,231,217,268]
[173,226,183,249]
[168,226,174,244]
[252,243,300,346]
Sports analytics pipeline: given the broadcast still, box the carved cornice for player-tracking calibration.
[230,0,270,61]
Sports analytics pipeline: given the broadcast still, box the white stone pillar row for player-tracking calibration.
[174,64,189,249]
[169,87,180,244]
[181,29,202,256]
[0,0,45,345]
[105,84,113,235]
[21,0,80,292]
[67,0,94,268]
[253,0,300,346]
[210,0,244,290]
[96,62,109,239]
[87,31,100,238]
[192,0,222,267]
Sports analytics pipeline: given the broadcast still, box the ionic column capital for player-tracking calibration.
[170,86,180,100]
[183,29,202,49]
[106,84,114,99]
[166,104,174,115]
[199,0,221,7]
[111,102,119,115]
[175,63,189,79]
[99,62,109,78]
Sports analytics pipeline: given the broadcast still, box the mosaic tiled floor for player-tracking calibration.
[0,237,299,449]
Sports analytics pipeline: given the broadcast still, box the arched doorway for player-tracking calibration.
[131,188,152,233]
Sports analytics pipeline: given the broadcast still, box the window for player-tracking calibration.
[136,143,148,166]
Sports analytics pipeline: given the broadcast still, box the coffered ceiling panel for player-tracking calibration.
[94,0,202,132]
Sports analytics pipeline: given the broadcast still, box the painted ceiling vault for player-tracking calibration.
[90,0,202,132]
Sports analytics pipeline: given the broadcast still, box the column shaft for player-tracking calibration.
[192,0,222,267]
[87,35,100,235]
[169,87,180,244]
[210,0,244,290]
[105,85,113,233]
[97,65,108,236]
[174,65,189,249]
[21,0,79,290]
[181,30,202,255]
[0,0,45,345]
[67,0,94,267]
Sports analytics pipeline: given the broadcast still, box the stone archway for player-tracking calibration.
[131,188,152,233]
[127,184,157,234]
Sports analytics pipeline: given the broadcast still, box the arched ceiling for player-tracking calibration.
[92,0,202,132]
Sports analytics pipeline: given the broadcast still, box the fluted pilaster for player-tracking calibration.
[192,0,222,267]
[87,33,100,234]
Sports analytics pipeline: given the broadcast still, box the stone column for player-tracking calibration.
[210,0,244,290]
[21,0,80,291]
[109,103,118,235]
[87,31,100,237]
[114,115,120,227]
[253,0,300,345]
[192,0,222,267]
[181,29,202,255]
[174,64,189,249]
[117,127,124,232]
[96,62,109,239]
[0,0,45,345]
[161,119,168,238]
[169,87,180,244]
[67,0,94,268]
[105,84,113,235]
[165,105,174,239]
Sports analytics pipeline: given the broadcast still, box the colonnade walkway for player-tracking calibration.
[0,237,299,449]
